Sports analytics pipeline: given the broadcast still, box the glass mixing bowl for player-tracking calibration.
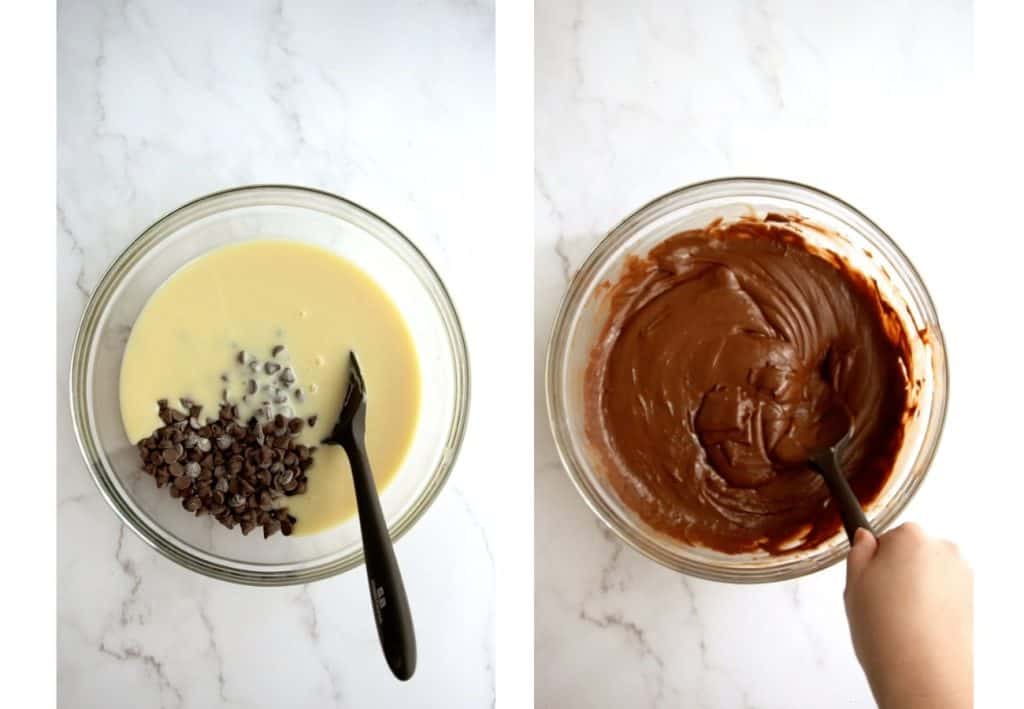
[546,177,947,583]
[70,185,469,585]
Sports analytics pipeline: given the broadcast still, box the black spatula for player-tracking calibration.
[323,351,416,680]
[807,405,875,543]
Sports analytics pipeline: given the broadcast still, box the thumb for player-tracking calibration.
[845,527,878,588]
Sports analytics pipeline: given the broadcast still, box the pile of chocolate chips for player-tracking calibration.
[136,399,318,537]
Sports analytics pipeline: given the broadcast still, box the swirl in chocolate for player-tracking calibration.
[585,215,913,554]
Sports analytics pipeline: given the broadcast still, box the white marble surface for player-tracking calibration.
[535,1,972,707]
[58,1,494,707]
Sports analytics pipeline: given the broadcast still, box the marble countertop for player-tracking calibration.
[535,1,971,707]
[58,1,494,707]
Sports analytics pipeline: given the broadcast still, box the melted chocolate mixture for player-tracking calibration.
[585,216,913,554]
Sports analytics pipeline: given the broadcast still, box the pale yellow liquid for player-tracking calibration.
[119,240,421,535]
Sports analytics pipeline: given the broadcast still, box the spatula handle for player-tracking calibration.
[810,449,875,543]
[343,434,417,681]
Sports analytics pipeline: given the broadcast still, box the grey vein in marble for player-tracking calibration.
[98,640,184,709]
[293,585,344,707]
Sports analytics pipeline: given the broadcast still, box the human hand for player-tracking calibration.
[844,523,972,709]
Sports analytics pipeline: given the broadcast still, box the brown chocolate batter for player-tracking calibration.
[585,215,914,555]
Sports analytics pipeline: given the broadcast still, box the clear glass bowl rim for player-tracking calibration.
[69,184,471,586]
[545,176,948,583]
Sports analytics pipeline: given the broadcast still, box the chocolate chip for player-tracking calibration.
[263,520,281,538]
[196,437,212,453]
[247,380,257,395]
[162,447,182,464]
[248,360,261,373]
[265,361,281,375]
[272,345,286,358]
[217,435,234,450]
[279,367,296,386]
[254,456,271,474]
[185,462,201,478]
[240,519,256,535]
[237,351,248,364]
[183,496,202,512]
[306,415,318,427]
[287,418,303,434]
